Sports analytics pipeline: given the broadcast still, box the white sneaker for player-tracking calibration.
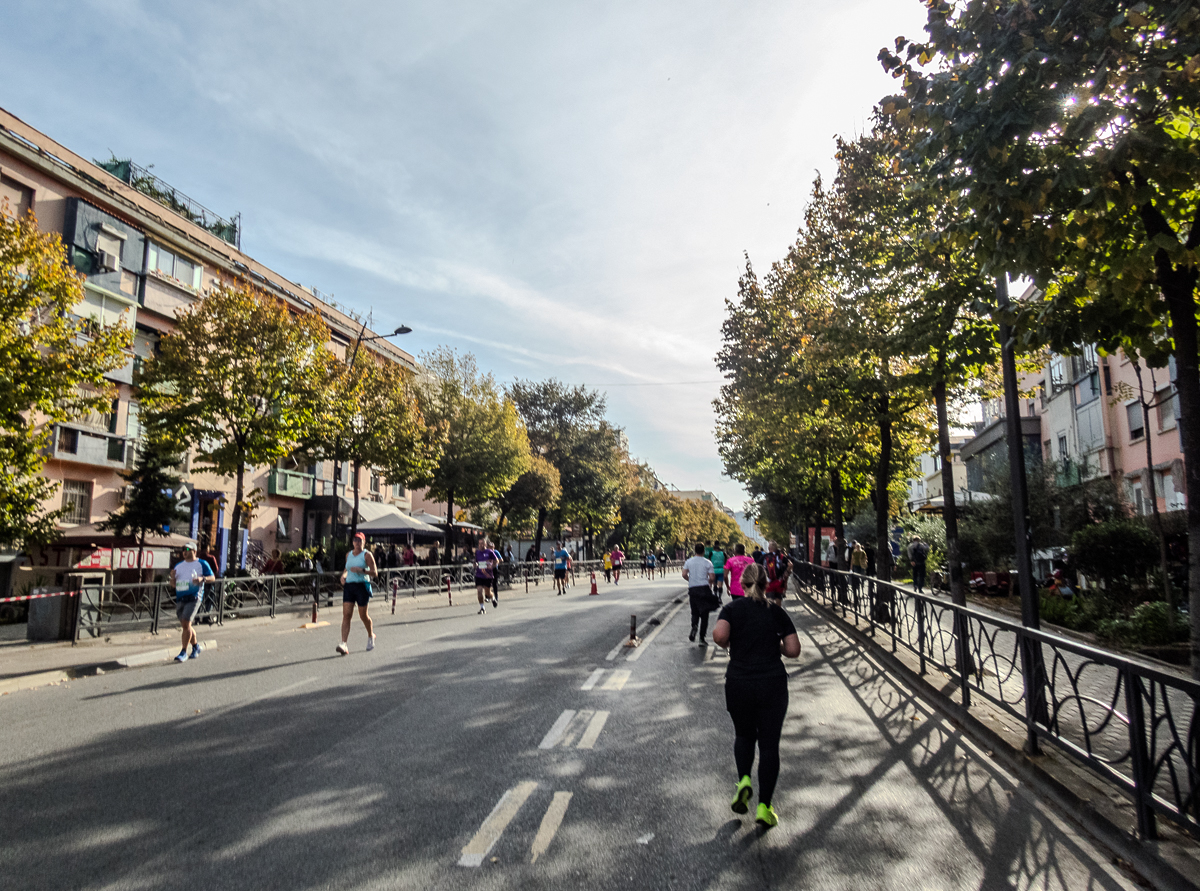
[366,635,376,651]
[478,606,486,615]
[336,642,349,655]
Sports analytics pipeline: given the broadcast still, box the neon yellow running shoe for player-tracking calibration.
[755,802,778,827]
[730,776,753,814]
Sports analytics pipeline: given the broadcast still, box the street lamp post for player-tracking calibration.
[330,321,412,556]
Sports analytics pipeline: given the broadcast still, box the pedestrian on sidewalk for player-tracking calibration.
[724,543,754,599]
[170,543,215,662]
[712,562,801,828]
[908,535,929,593]
[475,538,498,613]
[337,532,378,655]
[850,541,868,595]
[682,542,718,646]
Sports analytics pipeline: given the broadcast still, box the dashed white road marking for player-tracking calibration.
[580,669,605,691]
[625,601,686,663]
[539,710,577,749]
[600,670,630,691]
[529,792,573,863]
[576,710,610,749]
[458,781,538,867]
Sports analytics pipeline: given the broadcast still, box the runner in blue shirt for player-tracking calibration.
[553,541,571,596]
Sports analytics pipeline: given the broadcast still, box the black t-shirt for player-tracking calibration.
[717,597,797,681]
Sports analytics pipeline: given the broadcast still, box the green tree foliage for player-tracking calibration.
[495,455,561,539]
[414,348,530,557]
[0,211,130,549]
[880,0,1200,671]
[97,438,189,579]
[508,379,622,556]
[1072,518,1161,588]
[309,353,438,541]
[138,284,329,570]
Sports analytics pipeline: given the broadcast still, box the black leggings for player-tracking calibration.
[725,674,789,806]
[688,587,713,639]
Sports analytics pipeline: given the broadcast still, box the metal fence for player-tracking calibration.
[71,557,680,639]
[794,561,1199,840]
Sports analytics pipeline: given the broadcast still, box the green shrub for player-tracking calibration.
[1039,594,1081,627]
[1071,519,1159,586]
[1097,601,1189,647]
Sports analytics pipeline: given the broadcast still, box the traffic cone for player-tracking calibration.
[589,571,599,595]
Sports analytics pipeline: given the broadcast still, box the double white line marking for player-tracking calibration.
[580,668,630,691]
[458,782,573,867]
[538,709,609,749]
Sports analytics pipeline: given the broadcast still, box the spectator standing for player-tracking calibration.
[907,535,929,594]
[263,548,284,574]
[850,541,868,595]
[682,543,717,646]
[170,543,215,662]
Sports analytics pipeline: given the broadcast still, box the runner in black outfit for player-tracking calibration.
[711,562,802,828]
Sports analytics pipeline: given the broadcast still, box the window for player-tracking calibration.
[1057,434,1068,459]
[61,480,92,525]
[146,242,202,289]
[1127,402,1145,440]
[1043,439,1052,460]
[107,438,125,463]
[96,229,123,265]
[276,508,292,541]
[392,482,404,498]
[0,174,32,219]
[370,473,381,494]
[57,427,79,454]
[1157,387,1177,432]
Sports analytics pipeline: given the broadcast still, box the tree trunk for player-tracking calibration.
[137,529,148,585]
[1133,361,1175,610]
[935,376,965,605]
[1165,290,1200,678]
[350,459,362,545]
[831,467,846,570]
[533,507,547,558]
[230,461,245,573]
[446,488,455,562]
[875,393,893,582]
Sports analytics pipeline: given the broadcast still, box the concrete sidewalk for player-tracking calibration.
[0,571,588,694]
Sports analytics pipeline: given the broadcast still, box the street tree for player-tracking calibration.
[309,353,438,544]
[414,348,530,558]
[138,284,328,571]
[495,455,561,539]
[0,211,129,549]
[97,438,189,580]
[880,0,1200,673]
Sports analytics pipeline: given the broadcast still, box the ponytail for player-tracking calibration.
[740,563,768,603]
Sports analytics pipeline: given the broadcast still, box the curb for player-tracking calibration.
[0,639,219,695]
[799,593,1198,891]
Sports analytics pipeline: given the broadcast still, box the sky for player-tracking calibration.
[5,0,928,511]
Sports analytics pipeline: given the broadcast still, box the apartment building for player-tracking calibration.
[905,431,971,513]
[1,107,419,588]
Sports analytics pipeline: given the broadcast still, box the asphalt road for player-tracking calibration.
[0,575,1140,891]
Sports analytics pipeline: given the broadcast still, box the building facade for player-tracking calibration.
[2,107,419,590]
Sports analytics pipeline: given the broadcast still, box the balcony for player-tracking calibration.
[268,469,314,498]
[49,425,126,469]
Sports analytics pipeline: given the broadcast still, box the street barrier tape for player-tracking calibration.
[0,591,74,603]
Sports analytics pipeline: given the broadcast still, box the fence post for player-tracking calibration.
[1123,666,1159,839]
[150,583,160,636]
[269,574,277,618]
[216,579,226,626]
[916,598,926,676]
[954,608,971,707]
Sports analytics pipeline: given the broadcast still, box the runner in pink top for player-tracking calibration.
[724,543,755,598]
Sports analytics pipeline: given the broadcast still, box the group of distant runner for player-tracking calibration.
[168,532,800,831]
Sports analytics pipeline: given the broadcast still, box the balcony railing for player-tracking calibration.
[267,469,314,498]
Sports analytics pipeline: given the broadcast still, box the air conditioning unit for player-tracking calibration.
[118,485,134,504]
[96,250,120,272]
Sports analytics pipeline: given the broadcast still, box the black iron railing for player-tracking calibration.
[794,561,1199,839]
